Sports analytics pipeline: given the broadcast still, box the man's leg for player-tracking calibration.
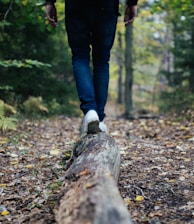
[65,7,98,115]
[65,7,100,135]
[91,8,118,122]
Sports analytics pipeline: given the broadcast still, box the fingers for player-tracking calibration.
[47,17,58,28]
[124,5,137,26]
[47,12,58,28]
[46,4,58,28]
[124,16,135,26]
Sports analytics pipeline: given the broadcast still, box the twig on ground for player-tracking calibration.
[124,184,149,199]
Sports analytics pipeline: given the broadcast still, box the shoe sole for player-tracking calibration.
[87,120,101,134]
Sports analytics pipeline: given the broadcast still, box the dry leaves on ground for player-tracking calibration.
[0,111,194,224]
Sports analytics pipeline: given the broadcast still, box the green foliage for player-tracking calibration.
[22,96,48,116]
[142,0,194,112]
[159,88,194,113]
[0,85,13,91]
[0,100,17,132]
[151,0,194,89]
[0,59,51,68]
[0,0,76,117]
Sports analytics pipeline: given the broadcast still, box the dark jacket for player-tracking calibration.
[46,0,138,15]
[45,0,138,7]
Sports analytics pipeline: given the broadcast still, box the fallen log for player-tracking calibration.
[55,132,133,224]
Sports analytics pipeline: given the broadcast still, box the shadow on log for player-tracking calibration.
[55,132,133,224]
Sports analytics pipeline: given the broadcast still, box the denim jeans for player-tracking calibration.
[65,2,118,121]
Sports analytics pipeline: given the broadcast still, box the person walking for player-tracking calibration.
[46,0,138,136]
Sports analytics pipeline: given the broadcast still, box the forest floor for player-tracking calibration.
[0,108,194,224]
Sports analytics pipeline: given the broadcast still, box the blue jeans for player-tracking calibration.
[65,2,118,121]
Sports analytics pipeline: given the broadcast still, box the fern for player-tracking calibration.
[0,101,4,118]
[0,100,17,132]
[23,96,48,115]
[0,117,17,132]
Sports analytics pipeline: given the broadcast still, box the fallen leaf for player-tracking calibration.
[1,210,10,216]
[85,183,92,188]
[165,142,176,148]
[10,160,19,165]
[188,137,194,141]
[63,151,71,159]
[39,155,48,160]
[179,176,186,181]
[78,170,90,177]
[25,164,34,169]
[0,137,8,144]
[184,158,191,162]
[166,179,176,183]
[10,153,18,158]
[50,149,60,156]
[0,205,9,216]
[179,125,190,131]
[135,195,144,202]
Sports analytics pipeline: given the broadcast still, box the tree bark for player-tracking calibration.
[189,17,194,93]
[117,30,124,104]
[55,133,133,224]
[125,24,133,116]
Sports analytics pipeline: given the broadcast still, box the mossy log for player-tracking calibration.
[55,132,133,224]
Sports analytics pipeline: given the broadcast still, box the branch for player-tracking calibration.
[4,0,14,21]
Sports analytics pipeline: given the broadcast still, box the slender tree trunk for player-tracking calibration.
[189,19,194,93]
[117,31,124,104]
[124,25,133,116]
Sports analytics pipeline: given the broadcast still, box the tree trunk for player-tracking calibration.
[124,24,133,116]
[55,133,133,224]
[189,18,194,93]
[117,30,124,104]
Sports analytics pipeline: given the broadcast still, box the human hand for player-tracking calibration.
[124,5,137,26]
[46,3,58,28]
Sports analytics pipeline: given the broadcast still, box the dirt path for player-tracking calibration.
[0,111,193,223]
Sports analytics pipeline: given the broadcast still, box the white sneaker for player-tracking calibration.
[80,110,100,136]
[99,121,108,133]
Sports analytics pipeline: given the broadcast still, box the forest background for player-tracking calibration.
[0,0,194,130]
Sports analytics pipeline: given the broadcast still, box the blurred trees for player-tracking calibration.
[114,0,162,115]
[152,0,194,87]
[0,0,76,116]
[151,0,194,111]
[113,0,194,115]
[0,0,193,119]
